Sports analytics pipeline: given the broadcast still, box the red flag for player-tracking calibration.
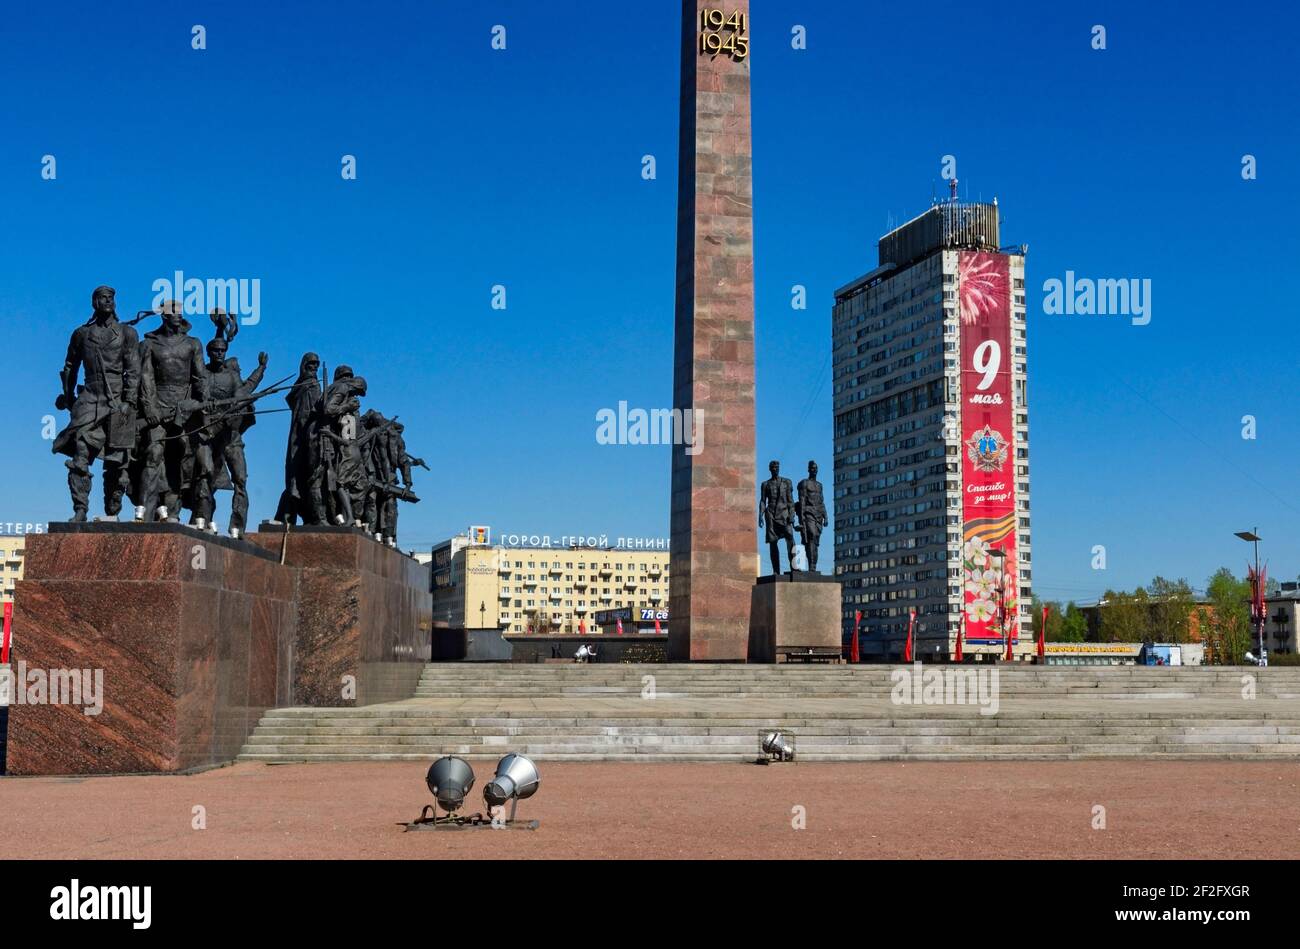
[1038,604,1048,659]
[954,613,964,662]
[1004,613,1015,661]
[578,619,586,635]
[616,617,624,636]
[903,610,915,662]
[653,617,662,634]
[1,601,11,664]
[850,610,861,663]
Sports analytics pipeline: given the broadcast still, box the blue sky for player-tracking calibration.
[1,0,1297,603]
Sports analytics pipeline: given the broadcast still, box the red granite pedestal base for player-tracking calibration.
[748,575,843,662]
[6,523,432,776]
[7,524,297,775]
[246,525,432,707]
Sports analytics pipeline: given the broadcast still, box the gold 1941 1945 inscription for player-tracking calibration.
[699,8,749,61]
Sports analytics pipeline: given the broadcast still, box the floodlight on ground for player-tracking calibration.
[759,731,795,763]
[426,755,475,814]
[483,753,541,822]
[402,754,540,832]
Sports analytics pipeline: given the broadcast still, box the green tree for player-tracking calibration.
[1099,588,1150,642]
[1059,603,1089,642]
[1147,576,1195,643]
[1033,598,1087,643]
[1030,596,1063,641]
[1204,567,1251,665]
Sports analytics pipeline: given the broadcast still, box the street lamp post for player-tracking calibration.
[1234,530,1267,667]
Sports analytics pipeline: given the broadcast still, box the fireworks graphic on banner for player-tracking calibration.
[958,253,1007,324]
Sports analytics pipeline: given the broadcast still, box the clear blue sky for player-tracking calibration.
[2,0,1297,604]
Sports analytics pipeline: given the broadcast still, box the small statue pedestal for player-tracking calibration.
[748,572,843,663]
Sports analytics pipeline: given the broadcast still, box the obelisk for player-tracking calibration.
[669,1,758,661]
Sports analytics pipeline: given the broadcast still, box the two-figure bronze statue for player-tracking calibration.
[758,459,825,576]
[52,285,426,545]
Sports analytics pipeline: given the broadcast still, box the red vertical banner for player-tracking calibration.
[851,610,861,663]
[616,617,624,636]
[1039,604,1048,659]
[904,610,915,662]
[958,251,1018,645]
[1,601,11,664]
[954,613,964,662]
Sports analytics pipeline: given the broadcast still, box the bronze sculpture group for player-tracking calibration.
[758,459,825,576]
[53,286,424,544]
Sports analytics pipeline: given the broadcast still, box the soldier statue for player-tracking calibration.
[758,459,797,576]
[796,460,826,573]
[357,409,418,545]
[138,300,208,521]
[271,352,324,525]
[191,309,268,537]
[52,286,141,521]
[389,420,428,488]
[318,367,369,526]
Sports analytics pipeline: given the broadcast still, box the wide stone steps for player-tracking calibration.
[243,725,1300,738]
[236,663,1300,763]
[411,666,1300,699]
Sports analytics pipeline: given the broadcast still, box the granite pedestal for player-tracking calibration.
[748,573,843,662]
[247,524,432,706]
[8,523,297,774]
[7,522,431,775]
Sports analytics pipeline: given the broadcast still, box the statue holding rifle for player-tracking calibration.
[190,308,271,537]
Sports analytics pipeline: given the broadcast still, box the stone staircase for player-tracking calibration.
[237,663,1300,763]
[411,664,1300,700]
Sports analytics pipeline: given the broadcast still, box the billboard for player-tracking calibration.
[957,251,1018,645]
[468,525,491,545]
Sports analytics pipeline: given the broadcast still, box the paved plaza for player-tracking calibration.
[1,760,1296,859]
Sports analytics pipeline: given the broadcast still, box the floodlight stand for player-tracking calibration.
[401,799,539,832]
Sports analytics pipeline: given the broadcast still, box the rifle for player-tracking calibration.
[173,377,296,427]
[369,479,421,505]
[355,415,398,449]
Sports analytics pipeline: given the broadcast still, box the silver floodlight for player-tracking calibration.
[483,753,540,822]
[426,755,475,814]
[761,731,796,762]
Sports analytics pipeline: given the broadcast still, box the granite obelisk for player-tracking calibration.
[669,0,758,660]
